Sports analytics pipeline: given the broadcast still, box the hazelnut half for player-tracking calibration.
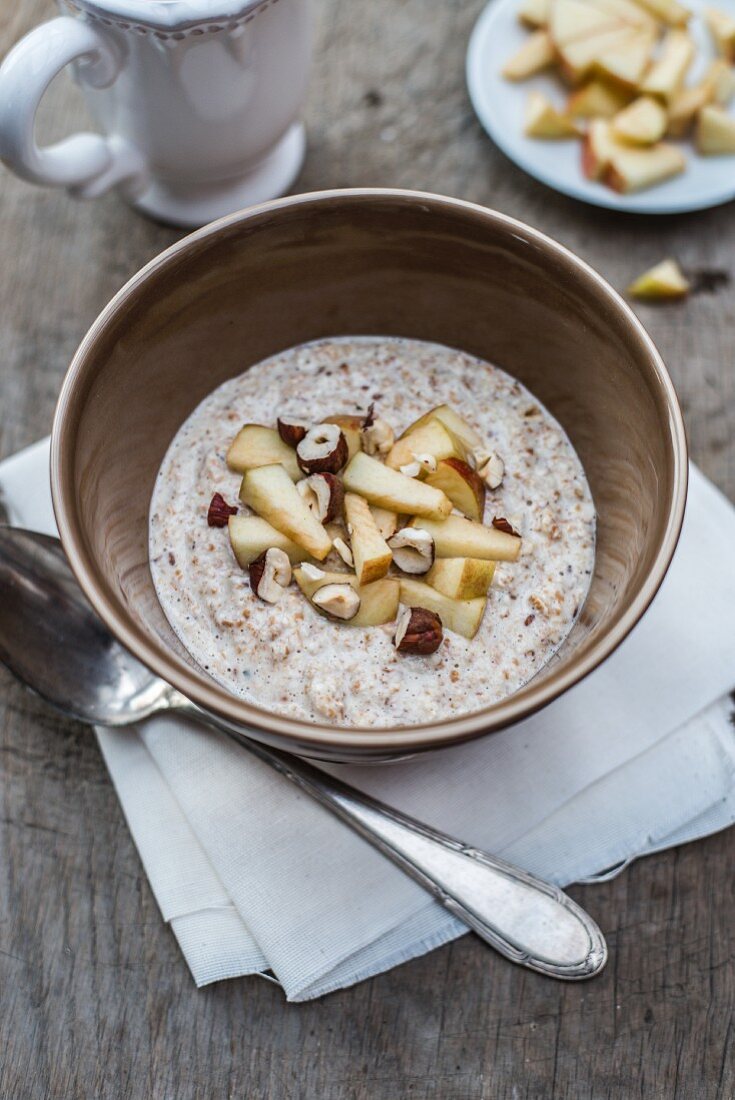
[312,583,361,620]
[277,417,311,447]
[297,423,349,475]
[394,606,443,655]
[249,547,292,603]
[296,472,344,523]
[388,528,435,574]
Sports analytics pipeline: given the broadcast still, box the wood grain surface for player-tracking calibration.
[1,1,734,1097]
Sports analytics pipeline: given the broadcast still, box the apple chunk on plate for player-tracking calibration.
[228,515,311,567]
[294,567,400,627]
[525,92,582,136]
[411,514,522,562]
[399,578,487,639]
[640,29,694,99]
[426,557,496,600]
[227,424,301,480]
[605,142,686,191]
[696,104,735,153]
[567,79,631,118]
[239,464,332,560]
[343,452,453,519]
[344,493,393,584]
[425,458,486,520]
[612,96,667,144]
[502,30,556,79]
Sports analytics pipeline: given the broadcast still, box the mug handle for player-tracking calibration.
[0,17,148,200]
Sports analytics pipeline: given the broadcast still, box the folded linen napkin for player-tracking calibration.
[1,439,734,1001]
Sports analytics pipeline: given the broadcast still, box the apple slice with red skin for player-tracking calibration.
[425,458,486,520]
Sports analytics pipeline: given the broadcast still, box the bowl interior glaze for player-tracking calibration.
[51,190,687,760]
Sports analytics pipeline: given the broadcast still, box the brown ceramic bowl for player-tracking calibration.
[51,189,687,762]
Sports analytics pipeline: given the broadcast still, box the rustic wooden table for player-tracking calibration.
[1,1,734,1097]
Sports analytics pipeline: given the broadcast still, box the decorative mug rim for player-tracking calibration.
[61,0,279,38]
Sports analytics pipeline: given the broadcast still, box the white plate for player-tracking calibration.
[466,0,735,213]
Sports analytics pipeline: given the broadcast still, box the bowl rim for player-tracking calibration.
[51,187,689,754]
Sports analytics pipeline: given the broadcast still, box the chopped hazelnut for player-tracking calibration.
[297,423,349,474]
[478,453,504,490]
[388,528,435,574]
[313,583,361,621]
[362,417,395,457]
[394,606,443,655]
[248,547,292,603]
[296,473,344,523]
[277,417,310,447]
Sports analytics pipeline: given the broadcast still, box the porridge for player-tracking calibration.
[149,337,595,727]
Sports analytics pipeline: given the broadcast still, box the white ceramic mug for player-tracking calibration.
[0,0,312,226]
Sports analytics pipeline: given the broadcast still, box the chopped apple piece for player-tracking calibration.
[605,141,686,191]
[612,95,667,143]
[227,425,301,480]
[627,258,690,299]
[370,506,399,540]
[228,515,311,567]
[567,79,631,118]
[502,30,555,80]
[426,558,497,600]
[239,464,332,560]
[696,103,735,153]
[595,28,657,87]
[524,92,582,137]
[344,493,393,585]
[666,83,711,136]
[582,118,624,178]
[425,458,486,521]
[640,30,694,100]
[519,0,551,27]
[702,58,735,104]
[343,452,453,519]
[557,25,637,82]
[705,6,735,61]
[410,514,521,562]
[590,0,658,31]
[399,404,483,453]
[550,0,620,45]
[633,0,690,26]
[386,418,466,471]
[294,567,400,627]
[399,578,487,640]
[323,414,363,461]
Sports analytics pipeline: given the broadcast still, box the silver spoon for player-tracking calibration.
[0,525,607,980]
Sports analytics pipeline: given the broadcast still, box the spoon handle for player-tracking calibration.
[192,709,607,980]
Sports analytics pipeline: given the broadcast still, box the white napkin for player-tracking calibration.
[2,439,734,1001]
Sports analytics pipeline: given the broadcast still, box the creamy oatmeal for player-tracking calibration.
[149,337,595,727]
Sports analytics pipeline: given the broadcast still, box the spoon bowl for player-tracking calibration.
[0,527,171,726]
